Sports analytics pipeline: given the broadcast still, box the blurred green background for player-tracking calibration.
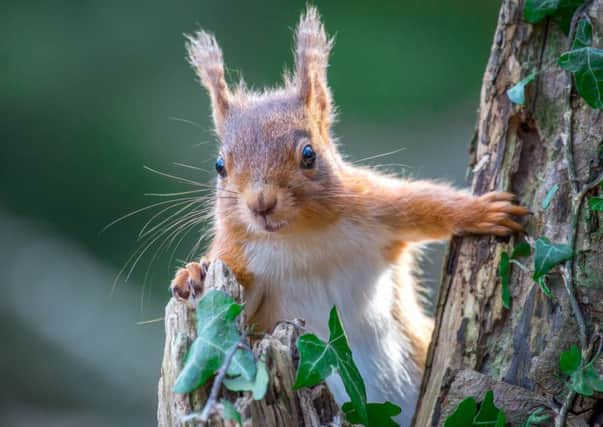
[1,1,499,425]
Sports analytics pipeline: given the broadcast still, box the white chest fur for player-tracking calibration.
[243,220,421,426]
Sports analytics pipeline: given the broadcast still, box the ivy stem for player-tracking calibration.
[556,390,577,427]
[586,332,603,367]
[509,259,530,272]
[558,168,603,427]
[554,3,598,426]
[562,198,587,351]
[181,334,248,425]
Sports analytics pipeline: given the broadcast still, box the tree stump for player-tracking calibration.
[157,260,341,426]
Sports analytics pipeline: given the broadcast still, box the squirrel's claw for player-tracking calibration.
[460,191,530,237]
[170,259,209,304]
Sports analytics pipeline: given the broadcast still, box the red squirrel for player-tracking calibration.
[170,7,528,425]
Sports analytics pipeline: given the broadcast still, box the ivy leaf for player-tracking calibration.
[498,242,532,310]
[444,391,506,427]
[524,0,559,23]
[584,365,603,392]
[498,252,511,310]
[588,196,603,211]
[570,369,594,396]
[294,306,368,425]
[559,344,603,396]
[532,237,573,290]
[533,237,573,277]
[342,401,401,427]
[173,290,256,394]
[553,0,586,34]
[559,46,603,109]
[444,397,477,427]
[523,0,585,34]
[572,19,592,50]
[569,365,603,396]
[512,242,532,259]
[475,390,506,427]
[522,407,551,426]
[221,400,242,426]
[223,359,269,400]
[559,344,581,375]
[507,72,538,105]
[567,365,603,396]
[541,184,559,209]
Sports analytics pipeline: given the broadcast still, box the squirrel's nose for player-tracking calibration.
[247,191,277,217]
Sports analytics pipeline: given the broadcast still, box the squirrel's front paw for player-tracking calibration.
[170,258,209,303]
[461,192,529,237]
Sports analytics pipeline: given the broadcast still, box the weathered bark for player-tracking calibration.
[415,1,603,426]
[157,261,340,426]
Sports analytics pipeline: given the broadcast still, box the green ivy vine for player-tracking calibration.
[508,0,602,109]
[171,291,401,426]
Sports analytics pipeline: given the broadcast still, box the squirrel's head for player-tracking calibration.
[187,7,344,235]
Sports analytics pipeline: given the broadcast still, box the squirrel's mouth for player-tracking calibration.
[263,219,287,232]
[244,206,289,233]
[256,216,288,233]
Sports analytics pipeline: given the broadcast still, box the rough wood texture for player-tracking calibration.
[415,1,603,426]
[157,260,340,426]
[440,369,588,427]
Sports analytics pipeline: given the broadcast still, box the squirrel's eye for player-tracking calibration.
[301,144,316,169]
[215,155,226,177]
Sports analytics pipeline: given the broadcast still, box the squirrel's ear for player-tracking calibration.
[294,7,334,130]
[186,31,231,138]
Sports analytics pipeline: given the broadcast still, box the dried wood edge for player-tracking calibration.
[157,260,341,427]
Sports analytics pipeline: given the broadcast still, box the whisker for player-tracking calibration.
[168,222,206,268]
[139,215,204,307]
[352,147,406,164]
[124,214,198,284]
[137,200,197,238]
[185,226,213,263]
[193,140,215,147]
[168,116,205,130]
[136,317,164,325]
[164,214,207,250]
[372,163,411,170]
[117,206,209,292]
[144,165,212,188]
[112,234,158,295]
[100,196,199,234]
[168,226,203,265]
[112,159,243,295]
[217,189,240,196]
[173,162,212,174]
[199,158,217,164]
[138,200,202,240]
[148,215,208,279]
[144,189,211,197]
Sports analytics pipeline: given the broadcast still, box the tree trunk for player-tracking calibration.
[414,1,603,426]
[157,261,341,426]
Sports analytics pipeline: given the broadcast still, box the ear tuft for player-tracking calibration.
[294,7,334,128]
[186,31,231,137]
